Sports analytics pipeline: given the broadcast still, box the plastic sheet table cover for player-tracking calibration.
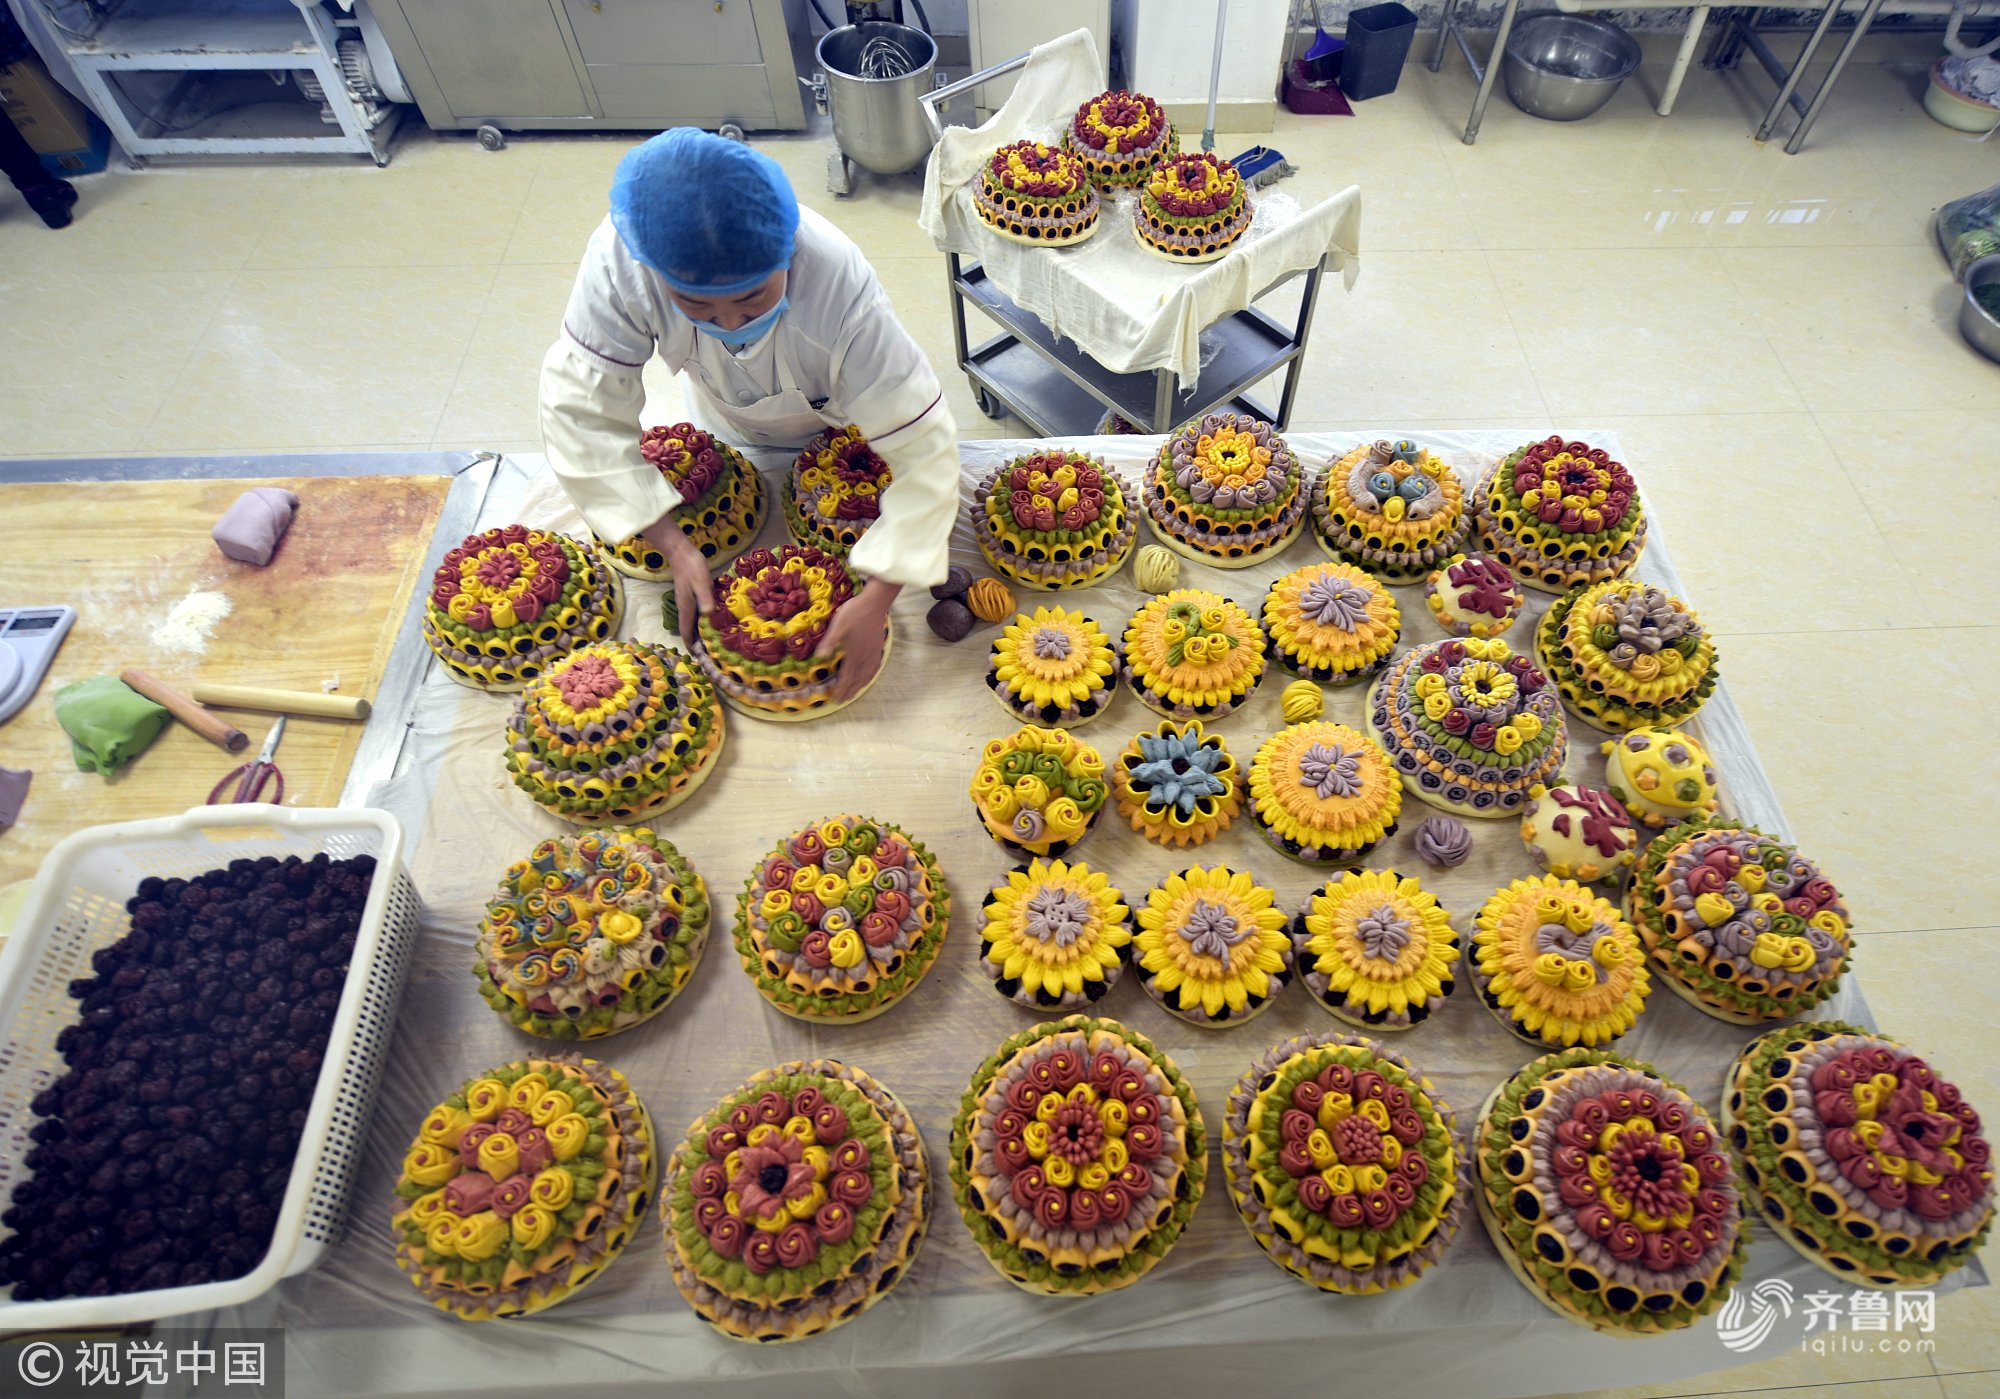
[197,433,1975,1399]
[918,28,1362,387]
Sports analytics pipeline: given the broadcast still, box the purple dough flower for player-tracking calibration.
[1299,743,1363,800]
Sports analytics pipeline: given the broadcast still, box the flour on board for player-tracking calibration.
[153,589,232,654]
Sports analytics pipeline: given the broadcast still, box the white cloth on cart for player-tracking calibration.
[918,28,1363,387]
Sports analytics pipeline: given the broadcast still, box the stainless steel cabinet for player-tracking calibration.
[366,0,811,132]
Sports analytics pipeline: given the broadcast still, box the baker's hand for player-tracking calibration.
[646,525,711,647]
[813,581,898,704]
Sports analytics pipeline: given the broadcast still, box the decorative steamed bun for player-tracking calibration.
[1248,722,1402,864]
[786,425,891,559]
[1280,679,1324,723]
[1518,783,1638,884]
[661,1059,929,1341]
[1600,726,1720,829]
[1627,820,1852,1024]
[1470,875,1650,1048]
[1224,1032,1466,1293]
[1261,560,1401,686]
[971,450,1136,590]
[1132,543,1179,593]
[392,1056,655,1320]
[966,577,1015,623]
[1537,579,1718,733]
[504,642,725,825]
[1119,589,1268,719]
[1424,552,1523,638]
[474,829,708,1040]
[1475,437,1647,593]
[695,545,886,720]
[969,725,1110,859]
[1366,637,1567,819]
[1134,864,1294,1027]
[732,815,949,1023]
[1725,1023,1993,1289]
[1064,89,1177,189]
[949,1016,1204,1294]
[598,424,765,582]
[1136,150,1252,262]
[1476,1048,1745,1333]
[1412,815,1474,870]
[979,858,1131,1011]
[1311,440,1471,584]
[1110,719,1242,848]
[986,606,1118,726]
[1288,869,1458,1030]
[1142,414,1307,566]
[975,139,1101,246]
[424,526,623,690]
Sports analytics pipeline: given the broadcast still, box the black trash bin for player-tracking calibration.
[1339,2,1419,101]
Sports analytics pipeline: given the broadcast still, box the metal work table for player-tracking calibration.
[1429,0,1728,143]
[1712,0,2000,153]
[1433,0,2000,151]
[5,446,1982,1399]
[131,439,1978,1399]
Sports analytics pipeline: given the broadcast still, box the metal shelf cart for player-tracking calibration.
[923,52,1333,436]
[947,251,1328,435]
[37,0,401,164]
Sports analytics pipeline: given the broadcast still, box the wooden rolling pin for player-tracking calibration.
[190,683,371,721]
[121,667,249,753]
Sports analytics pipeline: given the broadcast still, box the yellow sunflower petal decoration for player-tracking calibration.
[1119,589,1267,719]
[1470,875,1651,1049]
[1134,865,1294,1027]
[979,859,1131,1011]
[1289,870,1458,1030]
[1247,722,1401,864]
[987,606,1119,726]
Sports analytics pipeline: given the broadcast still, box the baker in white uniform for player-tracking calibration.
[539,128,959,701]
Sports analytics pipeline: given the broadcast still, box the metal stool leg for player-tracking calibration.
[1783,0,1884,153]
[1754,0,1844,141]
[1705,10,1745,68]
[1463,0,1521,144]
[1429,0,1460,71]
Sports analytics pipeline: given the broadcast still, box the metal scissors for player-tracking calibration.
[208,716,286,805]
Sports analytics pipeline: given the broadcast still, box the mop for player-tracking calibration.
[1200,0,1298,186]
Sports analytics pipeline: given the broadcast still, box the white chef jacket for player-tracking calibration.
[539,208,960,589]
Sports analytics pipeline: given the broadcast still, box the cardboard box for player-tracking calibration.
[1,56,109,175]
[1,56,94,155]
[36,117,109,175]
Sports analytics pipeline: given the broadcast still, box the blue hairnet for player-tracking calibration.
[609,129,800,296]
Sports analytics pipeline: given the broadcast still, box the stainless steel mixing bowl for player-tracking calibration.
[1961,254,2000,365]
[1503,13,1643,121]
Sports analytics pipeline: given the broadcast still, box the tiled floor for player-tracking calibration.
[3,38,1997,1399]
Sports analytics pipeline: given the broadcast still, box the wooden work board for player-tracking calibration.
[0,475,451,888]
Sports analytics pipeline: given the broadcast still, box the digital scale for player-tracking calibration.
[0,607,77,725]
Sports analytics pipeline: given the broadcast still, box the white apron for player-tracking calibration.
[681,325,838,468]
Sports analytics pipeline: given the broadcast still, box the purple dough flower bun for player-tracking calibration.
[1412,815,1473,869]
